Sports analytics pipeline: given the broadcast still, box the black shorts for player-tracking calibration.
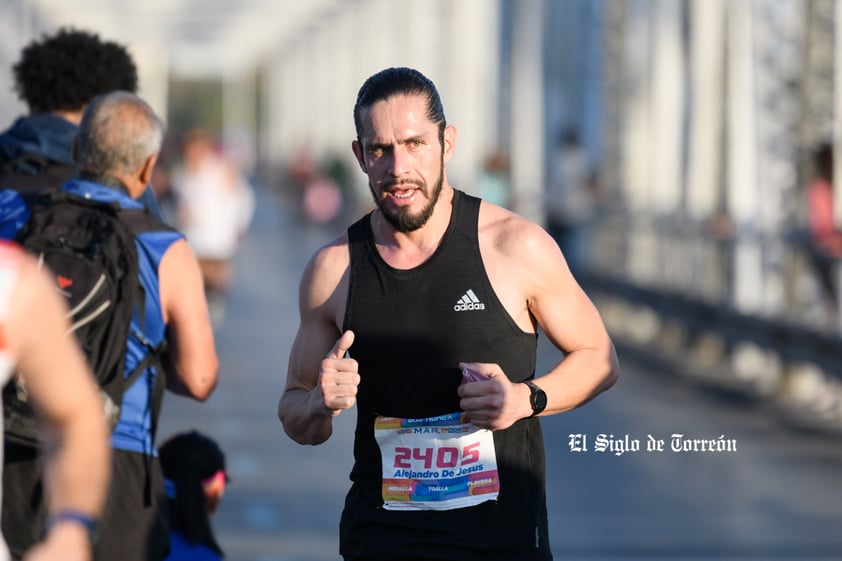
[2,442,45,560]
[2,445,169,561]
[98,449,171,561]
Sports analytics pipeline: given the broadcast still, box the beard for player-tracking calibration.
[371,162,444,233]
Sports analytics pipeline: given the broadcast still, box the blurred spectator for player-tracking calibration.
[805,142,842,324]
[160,431,228,561]
[286,147,344,225]
[477,150,511,208]
[546,128,599,275]
[0,27,164,220]
[170,129,255,326]
[302,174,343,225]
[323,153,352,198]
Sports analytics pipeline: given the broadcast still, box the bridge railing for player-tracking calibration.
[577,211,842,432]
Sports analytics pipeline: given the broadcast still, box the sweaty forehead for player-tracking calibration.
[357,94,433,140]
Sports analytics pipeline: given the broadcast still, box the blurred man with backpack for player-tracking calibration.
[0,28,174,560]
[0,91,218,561]
[0,27,163,217]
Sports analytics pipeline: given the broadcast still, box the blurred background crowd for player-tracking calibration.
[2,0,841,427]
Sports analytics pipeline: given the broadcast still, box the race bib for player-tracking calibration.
[374,412,500,511]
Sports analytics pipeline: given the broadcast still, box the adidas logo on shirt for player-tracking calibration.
[454,289,486,311]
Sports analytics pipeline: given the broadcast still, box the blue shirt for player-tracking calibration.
[164,531,221,561]
[0,179,183,455]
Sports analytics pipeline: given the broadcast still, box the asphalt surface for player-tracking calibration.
[157,186,842,561]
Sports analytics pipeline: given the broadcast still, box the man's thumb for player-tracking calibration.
[328,330,355,359]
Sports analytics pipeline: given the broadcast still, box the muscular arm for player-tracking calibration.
[529,235,619,415]
[8,256,110,560]
[158,239,219,401]
[460,207,619,429]
[278,239,358,445]
[514,217,619,414]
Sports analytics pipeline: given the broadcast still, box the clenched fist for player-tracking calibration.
[457,361,530,431]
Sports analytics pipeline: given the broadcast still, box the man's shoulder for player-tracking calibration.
[0,115,76,163]
[309,231,351,276]
[0,125,76,190]
[478,200,541,239]
[299,232,351,315]
[479,202,558,264]
[154,239,201,309]
[56,183,181,258]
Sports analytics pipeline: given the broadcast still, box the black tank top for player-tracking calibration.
[341,190,551,560]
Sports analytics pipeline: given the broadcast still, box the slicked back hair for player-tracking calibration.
[13,27,138,113]
[353,67,446,145]
[76,91,164,177]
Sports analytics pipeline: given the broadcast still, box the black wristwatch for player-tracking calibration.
[524,380,547,417]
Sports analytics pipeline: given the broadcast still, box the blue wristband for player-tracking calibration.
[45,511,99,548]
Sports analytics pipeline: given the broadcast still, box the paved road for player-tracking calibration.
[157,186,842,561]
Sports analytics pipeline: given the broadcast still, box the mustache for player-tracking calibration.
[383,179,424,190]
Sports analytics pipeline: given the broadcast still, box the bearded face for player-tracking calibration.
[369,154,444,233]
[354,94,450,234]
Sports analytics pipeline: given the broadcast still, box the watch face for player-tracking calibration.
[533,389,547,412]
[528,381,547,414]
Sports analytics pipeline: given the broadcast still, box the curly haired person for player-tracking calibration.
[0,27,163,216]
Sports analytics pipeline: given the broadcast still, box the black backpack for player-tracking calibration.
[3,189,172,446]
[0,152,77,192]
